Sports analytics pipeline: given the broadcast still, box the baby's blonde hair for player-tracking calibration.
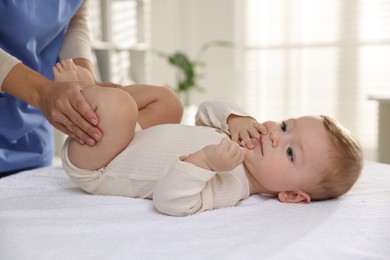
[309,115,363,200]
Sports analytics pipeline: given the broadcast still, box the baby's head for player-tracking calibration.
[308,115,363,200]
[244,115,363,203]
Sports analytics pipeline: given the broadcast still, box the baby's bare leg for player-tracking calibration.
[75,64,95,85]
[67,86,138,170]
[124,84,184,128]
[53,59,95,85]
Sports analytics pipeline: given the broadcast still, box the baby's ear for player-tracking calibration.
[277,190,311,204]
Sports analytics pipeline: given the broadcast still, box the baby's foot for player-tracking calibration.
[53,59,79,82]
[75,64,95,85]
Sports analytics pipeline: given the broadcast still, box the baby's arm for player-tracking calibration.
[196,99,266,149]
[195,99,249,130]
[182,138,246,172]
[153,143,245,216]
[153,161,217,216]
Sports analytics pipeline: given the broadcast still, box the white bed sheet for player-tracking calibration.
[1,161,389,260]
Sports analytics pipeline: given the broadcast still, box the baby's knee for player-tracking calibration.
[102,88,138,121]
[86,86,136,108]
[104,87,136,108]
[83,86,138,125]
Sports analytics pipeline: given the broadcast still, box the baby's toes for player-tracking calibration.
[56,62,65,72]
[65,59,76,70]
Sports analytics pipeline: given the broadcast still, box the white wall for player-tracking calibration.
[149,0,244,105]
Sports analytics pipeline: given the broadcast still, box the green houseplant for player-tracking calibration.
[155,40,234,106]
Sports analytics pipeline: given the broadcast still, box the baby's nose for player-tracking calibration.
[270,131,279,147]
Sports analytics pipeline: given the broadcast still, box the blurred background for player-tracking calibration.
[55,0,390,163]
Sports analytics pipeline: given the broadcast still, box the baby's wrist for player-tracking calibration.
[180,151,213,171]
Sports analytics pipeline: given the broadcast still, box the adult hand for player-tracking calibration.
[2,62,102,145]
[40,82,102,145]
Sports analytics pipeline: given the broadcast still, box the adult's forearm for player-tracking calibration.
[59,0,93,65]
[1,62,52,110]
[0,48,21,93]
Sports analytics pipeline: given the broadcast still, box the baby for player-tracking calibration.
[55,59,363,216]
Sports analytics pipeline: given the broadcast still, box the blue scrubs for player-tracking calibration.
[0,0,84,175]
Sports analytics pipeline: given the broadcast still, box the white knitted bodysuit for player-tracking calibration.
[62,99,252,216]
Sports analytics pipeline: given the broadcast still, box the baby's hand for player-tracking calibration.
[202,138,246,172]
[227,115,267,149]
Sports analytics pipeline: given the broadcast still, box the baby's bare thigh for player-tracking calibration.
[68,86,138,170]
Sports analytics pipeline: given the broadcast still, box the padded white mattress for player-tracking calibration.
[1,161,389,259]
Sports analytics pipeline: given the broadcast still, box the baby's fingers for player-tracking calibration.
[254,122,267,134]
[230,132,239,143]
[239,131,255,149]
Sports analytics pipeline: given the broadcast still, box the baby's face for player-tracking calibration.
[244,116,332,194]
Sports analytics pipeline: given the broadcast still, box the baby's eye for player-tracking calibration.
[287,147,294,162]
[281,121,287,132]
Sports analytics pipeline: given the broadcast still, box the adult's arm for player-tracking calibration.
[0,48,19,93]
[0,53,101,145]
[59,0,95,78]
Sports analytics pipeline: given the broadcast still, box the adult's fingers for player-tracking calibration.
[65,88,102,145]
[44,82,102,145]
[53,121,85,145]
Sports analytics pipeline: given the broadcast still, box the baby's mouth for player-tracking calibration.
[259,135,264,155]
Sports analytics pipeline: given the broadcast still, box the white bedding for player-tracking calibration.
[1,161,389,260]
